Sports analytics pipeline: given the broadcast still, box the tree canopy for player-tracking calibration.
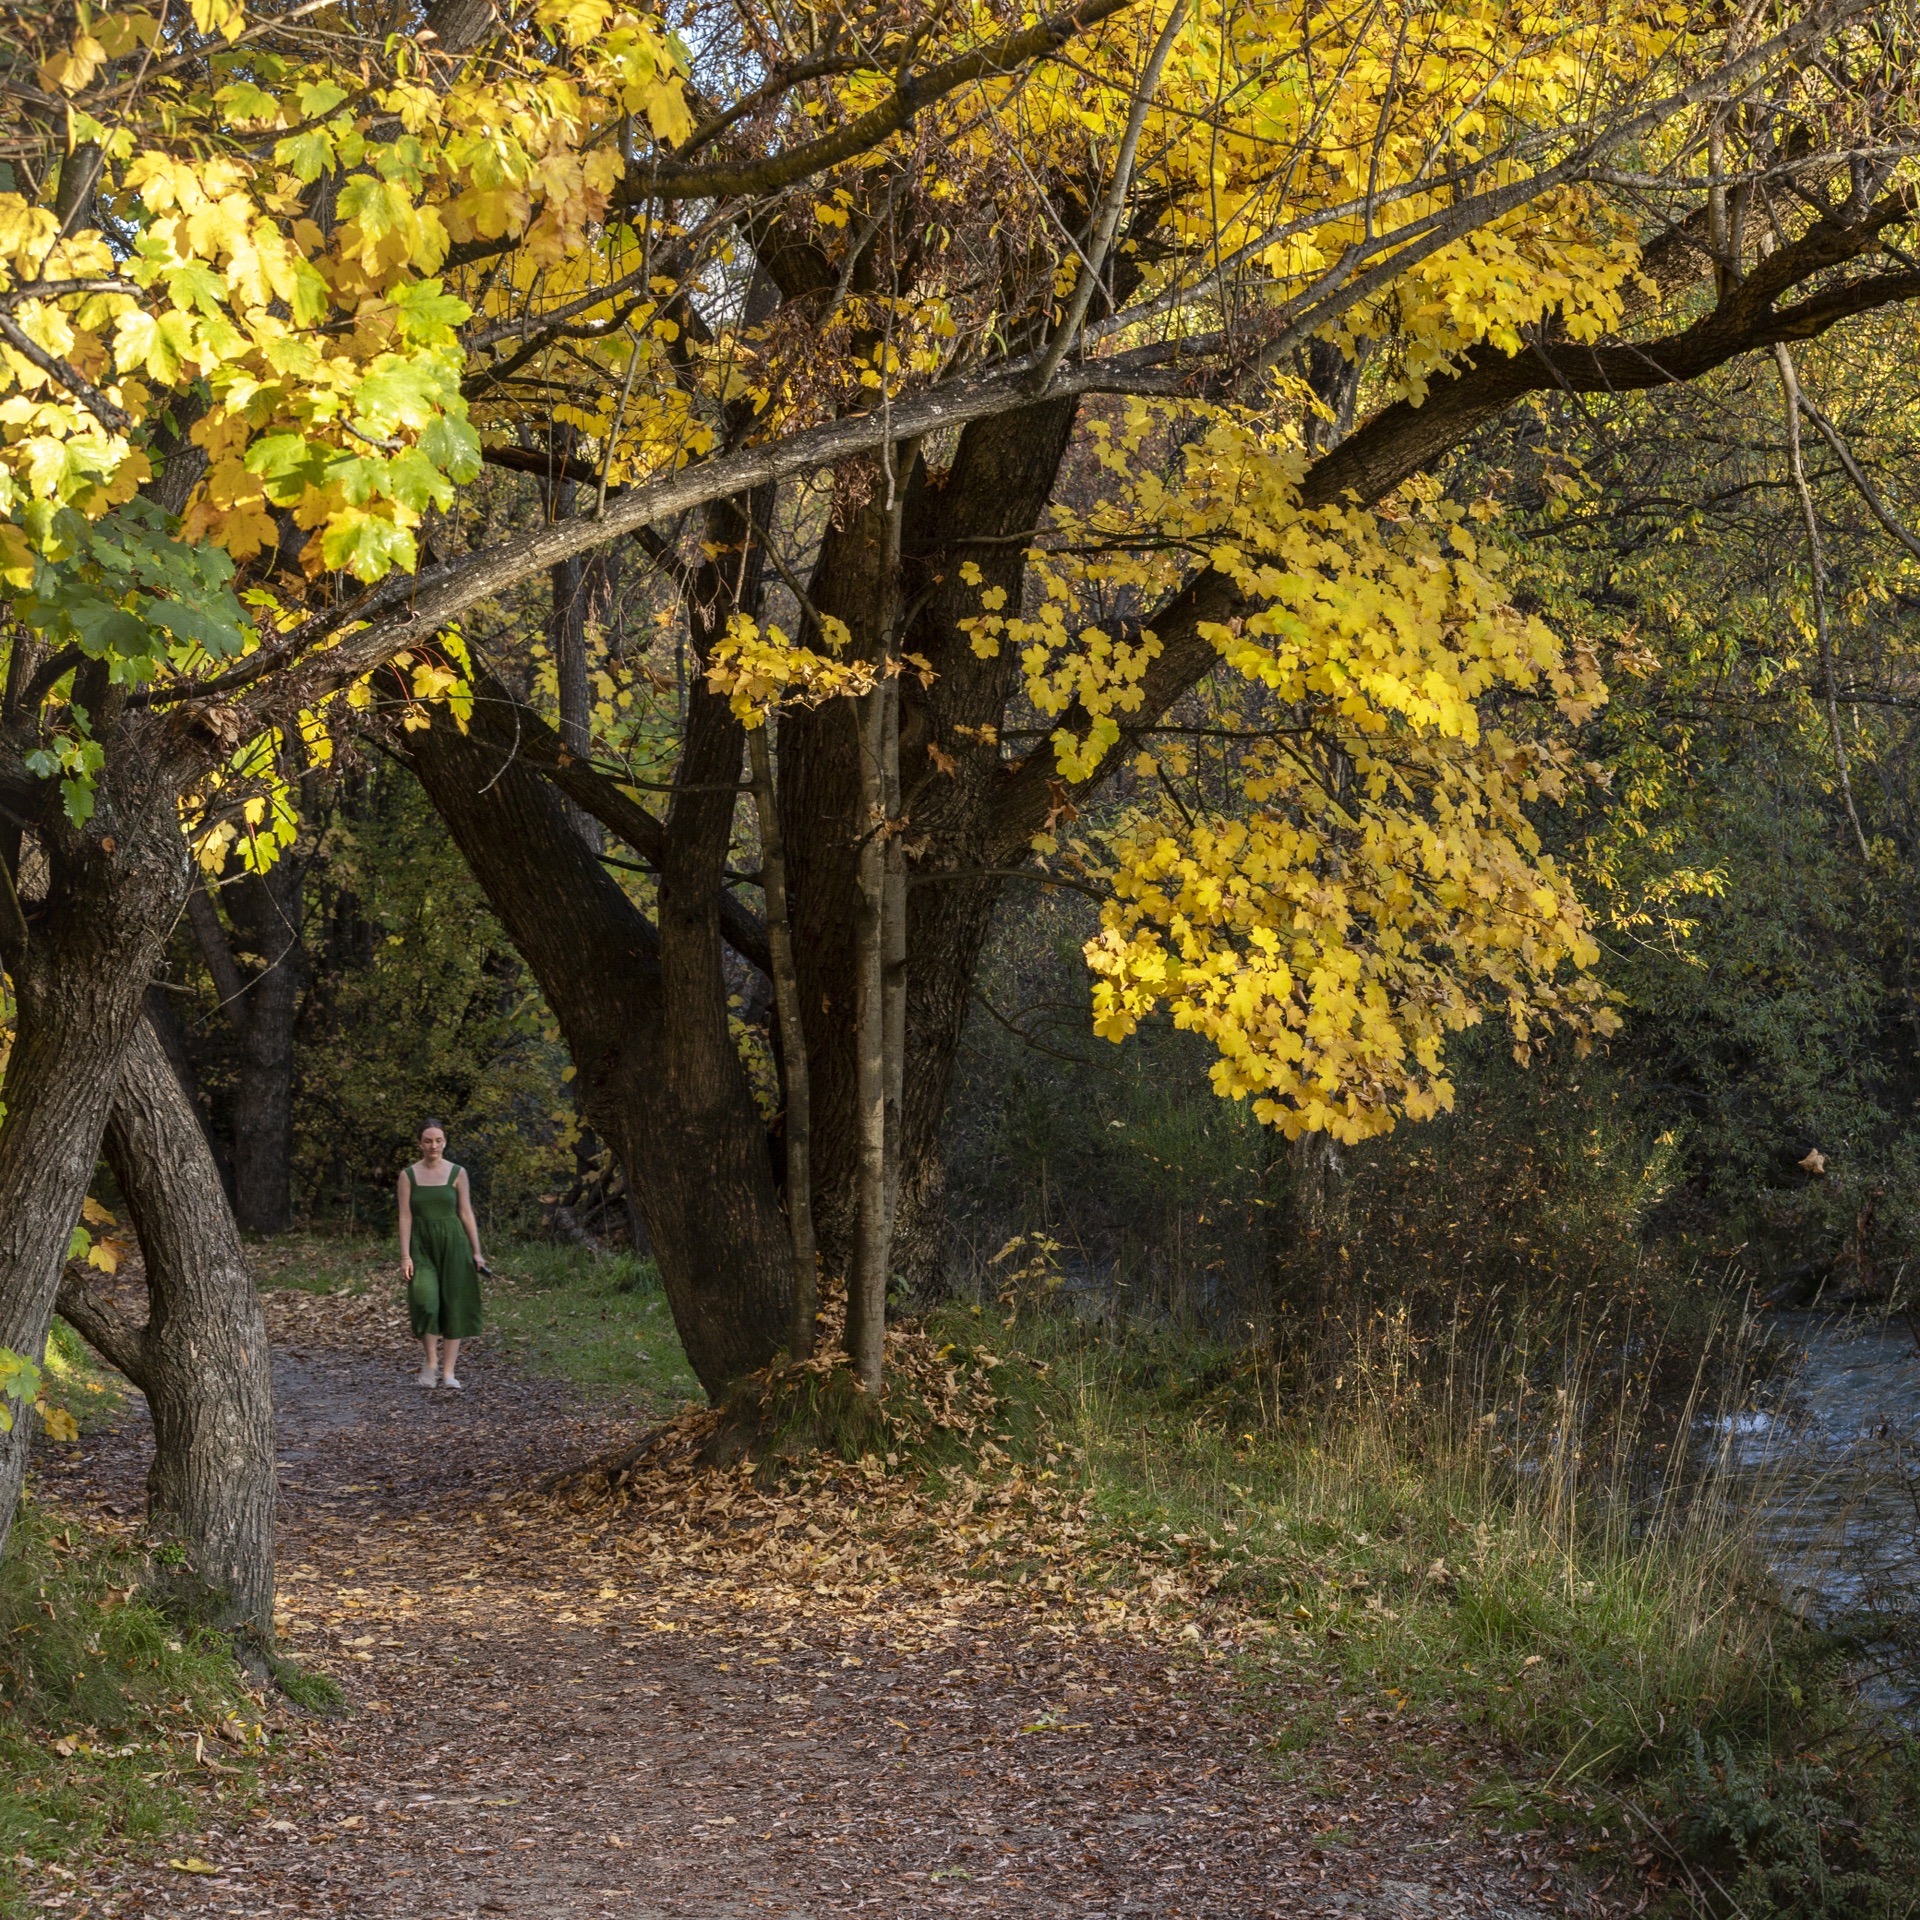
[0,0,1917,1456]
[5,0,1912,1094]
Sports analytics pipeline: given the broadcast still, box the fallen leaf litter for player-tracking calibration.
[25,1279,1644,1918]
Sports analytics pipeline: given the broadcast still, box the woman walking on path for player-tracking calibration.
[399,1122,488,1389]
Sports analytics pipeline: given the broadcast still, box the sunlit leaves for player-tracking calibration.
[187,729,303,876]
[957,396,1618,1139]
[40,31,109,95]
[0,1,680,588]
[188,0,248,42]
[1084,734,1617,1143]
[704,614,874,725]
[319,509,416,582]
[0,0,1878,1142]
[0,1347,42,1435]
[274,128,337,184]
[420,413,483,485]
[335,177,449,274]
[9,495,259,817]
[353,355,463,439]
[393,280,473,349]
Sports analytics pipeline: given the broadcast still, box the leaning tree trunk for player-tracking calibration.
[57,1004,277,1655]
[0,776,193,1557]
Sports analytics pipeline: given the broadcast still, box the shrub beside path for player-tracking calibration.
[37,1286,1615,1919]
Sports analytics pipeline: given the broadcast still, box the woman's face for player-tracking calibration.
[419,1128,446,1160]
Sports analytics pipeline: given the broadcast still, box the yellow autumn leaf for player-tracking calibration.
[36,1402,80,1443]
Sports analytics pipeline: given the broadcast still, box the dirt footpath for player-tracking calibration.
[38,1293,1599,1919]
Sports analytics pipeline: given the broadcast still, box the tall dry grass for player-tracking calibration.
[985,1291,1920,1914]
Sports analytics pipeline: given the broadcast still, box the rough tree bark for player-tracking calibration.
[408,739,792,1389]
[0,744,195,1559]
[57,1004,277,1653]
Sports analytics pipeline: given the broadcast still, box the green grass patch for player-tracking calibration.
[38,1317,126,1434]
[0,1500,266,1916]
[482,1242,702,1407]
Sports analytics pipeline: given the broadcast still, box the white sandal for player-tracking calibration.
[416,1368,437,1388]
[441,1375,464,1391]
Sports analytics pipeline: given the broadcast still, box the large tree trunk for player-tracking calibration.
[57,1005,277,1654]
[784,400,1084,1290]
[406,676,792,1397]
[0,785,192,1557]
[408,408,1086,1382]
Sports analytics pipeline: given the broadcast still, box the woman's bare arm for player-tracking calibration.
[456,1168,486,1268]
[398,1171,413,1277]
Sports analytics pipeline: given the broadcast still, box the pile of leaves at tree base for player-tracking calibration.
[540,1316,1251,1649]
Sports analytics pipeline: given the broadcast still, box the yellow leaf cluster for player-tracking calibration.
[0,1,696,580]
[1085,732,1617,1142]
[954,397,1618,1138]
[704,613,873,727]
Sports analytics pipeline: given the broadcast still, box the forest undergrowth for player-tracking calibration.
[0,1328,274,1917]
[11,1237,1920,1917]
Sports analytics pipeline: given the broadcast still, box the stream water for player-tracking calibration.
[1719,1310,1920,1715]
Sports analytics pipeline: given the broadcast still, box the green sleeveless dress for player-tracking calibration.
[405,1164,483,1339]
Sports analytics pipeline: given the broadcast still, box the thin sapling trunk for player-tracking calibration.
[849,673,891,1391]
[848,464,911,1392]
[747,722,818,1356]
[880,656,907,1258]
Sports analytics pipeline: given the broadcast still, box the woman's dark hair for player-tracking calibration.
[419,1118,446,1136]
